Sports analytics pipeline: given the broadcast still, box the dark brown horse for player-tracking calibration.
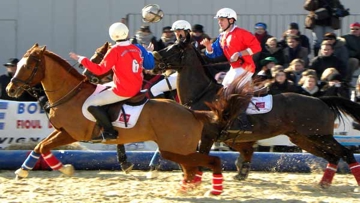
[6,43,224,195]
[152,38,360,188]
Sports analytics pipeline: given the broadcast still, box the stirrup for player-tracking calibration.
[91,131,118,143]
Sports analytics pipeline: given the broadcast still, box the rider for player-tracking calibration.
[149,20,192,98]
[201,8,261,134]
[69,22,155,142]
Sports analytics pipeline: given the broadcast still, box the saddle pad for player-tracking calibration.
[246,95,273,115]
[82,84,146,129]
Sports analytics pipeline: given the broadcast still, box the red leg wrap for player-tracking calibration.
[320,163,337,188]
[42,152,63,170]
[349,162,360,185]
[193,171,203,184]
[211,173,223,195]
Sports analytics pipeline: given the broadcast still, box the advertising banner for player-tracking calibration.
[1,99,360,150]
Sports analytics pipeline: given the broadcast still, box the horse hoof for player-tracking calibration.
[204,190,222,196]
[233,174,246,181]
[59,164,75,176]
[120,162,134,174]
[15,168,28,179]
[319,182,331,189]
[146,169,159,179]
[354,187,360,193]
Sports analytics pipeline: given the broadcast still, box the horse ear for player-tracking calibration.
[30,43,39,50]
[40,46,47,52]
[185,32,191,43]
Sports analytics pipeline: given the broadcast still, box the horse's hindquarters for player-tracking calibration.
[145,100,203,155]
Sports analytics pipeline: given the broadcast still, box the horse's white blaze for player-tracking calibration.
[13,57,28,78]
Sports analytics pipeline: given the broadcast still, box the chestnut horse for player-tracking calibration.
[152,38,360,188]
[6,43,223,195]
[90,41,255,180]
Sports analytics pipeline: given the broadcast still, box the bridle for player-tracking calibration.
[154,46,185,73]
[11,53,84,109]
[155,44,217,108]
[10,55,43,98]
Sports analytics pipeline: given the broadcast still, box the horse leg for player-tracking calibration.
[225,141,255,181]
[290,135,344,188]
[161,150,223,195]
[116,144,134,174]
[15,130,77,179]
[303,135,360,189]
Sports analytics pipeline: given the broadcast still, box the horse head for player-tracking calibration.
[83,42,112,84]
[6,43,46,98]
[152,34,193,74]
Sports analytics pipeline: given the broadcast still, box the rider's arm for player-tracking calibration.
[135,44,155,70]
[240,30,262,56]
[205,38,224,58]
[78,49,116,75]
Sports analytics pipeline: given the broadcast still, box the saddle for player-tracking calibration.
[104,89,148,122]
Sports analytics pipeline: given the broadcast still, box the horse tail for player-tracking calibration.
[319,96,360,123]
[192,110,217,124]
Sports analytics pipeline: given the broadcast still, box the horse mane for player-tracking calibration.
[187,44,218,84]
[206,73,254,124]
[44,50,85,80]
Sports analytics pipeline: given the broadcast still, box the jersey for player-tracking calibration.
[205,26,261,73]
[80,41,154,97]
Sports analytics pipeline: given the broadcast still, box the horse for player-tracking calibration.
[5,43,224,195]
[151,37,360,189]
[91,41,257,180]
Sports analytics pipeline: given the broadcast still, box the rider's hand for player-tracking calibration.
[146,43,154,52]
[230,52,242,62]
[69,52,80,61]
[200,38,212,52]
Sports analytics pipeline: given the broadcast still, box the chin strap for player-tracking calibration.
[222,19,235,32]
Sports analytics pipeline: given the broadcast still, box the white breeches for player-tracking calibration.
[150,72,178,97]
[222,67,253,88]
[83,87,130,111]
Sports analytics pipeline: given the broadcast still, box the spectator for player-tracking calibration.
[0,58,38,101]
[157,26,176,50]
[254,22,272,50]
[320,32,350,81]
[130,25,159,51]
[280,22,311,54]
[320,72,350,98]
[285,59,307,86]
[283,35,309,68]
[309,42,346,79]
[191,24,211,52]
[296,75,321,97]
[254,37,284,73]
[304,0,349,56]
[266,69,297,95]
[257,56,278,80]
[320,67,340,87]
[341,22,360,83]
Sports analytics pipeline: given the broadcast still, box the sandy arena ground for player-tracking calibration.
[0,170,360,203]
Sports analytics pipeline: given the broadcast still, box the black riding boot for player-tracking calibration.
[88,105,118,142]
[227,112,252,134]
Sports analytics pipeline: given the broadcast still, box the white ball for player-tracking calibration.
[142,4,164,23]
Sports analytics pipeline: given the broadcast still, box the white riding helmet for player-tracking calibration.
[171,20,192,31]
[108,22,129,41]
[214,8,237,21]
